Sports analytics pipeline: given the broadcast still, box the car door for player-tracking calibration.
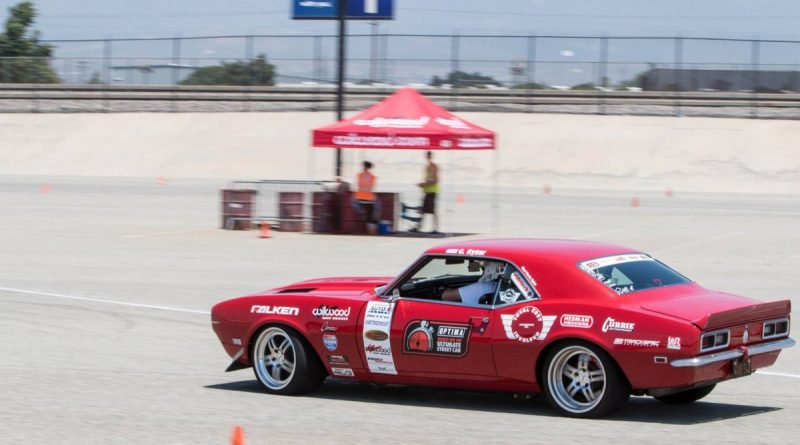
[389,298,495,379]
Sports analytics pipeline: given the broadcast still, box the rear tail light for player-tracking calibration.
[763,319,789,339]
[700,329,730,352]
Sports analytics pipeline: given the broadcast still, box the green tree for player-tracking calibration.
[570,82,597,90]
[180,54,275,86]
[0,1,60,83]
[511,81,550,90]
[429,70,501,88]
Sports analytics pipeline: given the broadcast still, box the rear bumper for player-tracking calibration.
[671,337,795,368]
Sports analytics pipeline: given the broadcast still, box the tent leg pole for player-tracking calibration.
[492,149,498,233]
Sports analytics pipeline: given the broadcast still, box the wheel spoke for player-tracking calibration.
[268,336,279,353]
[563,363,578,375]
[589,369,605,382]
[270,364,282,380]
[577,354,590,371]
[582,386,597,402]
[279,338,291,353]
[566,380,581,397]
[281,360,294,373]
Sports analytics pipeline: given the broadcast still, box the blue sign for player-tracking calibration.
[292,0,393,20]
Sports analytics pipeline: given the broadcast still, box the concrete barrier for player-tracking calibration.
[1,112,797,194]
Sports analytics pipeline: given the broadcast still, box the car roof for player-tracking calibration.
[424,238,641,266]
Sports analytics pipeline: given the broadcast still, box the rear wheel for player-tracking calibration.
[252,326,325,395]
[542,341,630,418]
[654,384,716,404]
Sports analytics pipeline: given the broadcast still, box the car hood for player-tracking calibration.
[269,276,395,295]
[640,285,791,330]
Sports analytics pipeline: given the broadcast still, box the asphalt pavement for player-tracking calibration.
[0,175,798,444]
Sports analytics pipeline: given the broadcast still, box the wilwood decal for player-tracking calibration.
[403,320,471,357]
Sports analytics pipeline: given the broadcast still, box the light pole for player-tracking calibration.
[335,0,347,178]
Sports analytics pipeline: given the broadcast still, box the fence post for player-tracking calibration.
[450,33,460,110]
[673,36,684,116]
[380,33,389,83]
[599,35,609,115]
[244,35,254,112]
[750,39,760,118]
[172,35,182,112]
[103,37,112,111]
[527,32,537,113]
[313,35,322,111]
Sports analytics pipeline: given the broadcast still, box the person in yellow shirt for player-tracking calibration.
[352,161,380,231]
[413,151,439,234]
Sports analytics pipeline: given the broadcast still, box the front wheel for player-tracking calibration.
[251,326,325,395]
[542,341,630,418]
[654,384,716,404]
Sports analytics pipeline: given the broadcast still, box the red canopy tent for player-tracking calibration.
[312,87,496,150]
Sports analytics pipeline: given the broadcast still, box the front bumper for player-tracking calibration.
[671,337,795,368]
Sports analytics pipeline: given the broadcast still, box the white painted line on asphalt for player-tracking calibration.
[651,230,741,254]
[0,286,210,315]
[756,370,800,379]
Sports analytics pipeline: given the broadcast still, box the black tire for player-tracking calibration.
[251,325,325,395]
[654,384,716,404]
[542,340,631,418]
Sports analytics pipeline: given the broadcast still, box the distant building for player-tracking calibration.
[642,68,800,92]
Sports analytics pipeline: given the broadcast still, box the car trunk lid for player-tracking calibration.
[641,290,791,330]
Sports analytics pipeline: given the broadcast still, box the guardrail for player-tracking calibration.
[2,84,799,117]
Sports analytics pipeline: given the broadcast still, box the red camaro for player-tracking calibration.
[211,239,794,417]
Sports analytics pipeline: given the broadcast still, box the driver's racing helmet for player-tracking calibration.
[479,261,504,282]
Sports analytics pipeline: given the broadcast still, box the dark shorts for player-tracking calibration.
[422,192,437,214]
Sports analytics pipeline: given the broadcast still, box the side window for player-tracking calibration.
[494,264,538,305]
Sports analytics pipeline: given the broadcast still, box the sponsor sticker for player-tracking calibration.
[327,355,349,366]
[331,367,355,377]
[403,320,471,357]
[363,301,397,375]
[498,289,520,304]
[250,305,299,316]
[444,248,487,256]
[579,254,653,272]
[601,317,635,333]
[313,305,351,321]
[613,338,661,348]
[560,314,594,329]
[510,271,534,299]
[667,336,681,350]
[322,334,338,351]
[500,306,556,343]
[521,265,537,286]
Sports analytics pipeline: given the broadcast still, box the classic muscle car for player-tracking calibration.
[211,239,794,417]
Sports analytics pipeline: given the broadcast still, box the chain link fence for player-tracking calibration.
[1,33,799,117]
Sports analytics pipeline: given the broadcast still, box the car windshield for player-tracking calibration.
[578,254,690,295]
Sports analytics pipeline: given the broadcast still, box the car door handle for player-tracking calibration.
[470,316,490,334]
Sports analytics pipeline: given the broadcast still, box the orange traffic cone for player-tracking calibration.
[664,188,674,198]
[543,184,552,195]
[259,222,271,238]
[231,426,245,445]
[456,194,465,204]
[630,197,641,208]
[41,183,51,194]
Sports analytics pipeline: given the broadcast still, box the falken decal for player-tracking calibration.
[403,320,471,357]
[500,306,556,343]
[363,301,397,375]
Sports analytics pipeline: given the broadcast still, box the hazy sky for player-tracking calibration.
[5,1,800,86]
[9,0,800,40]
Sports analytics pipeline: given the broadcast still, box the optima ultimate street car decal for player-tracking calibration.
[403,320,471,357]
[362,301,397,375]
[500,306,556,343]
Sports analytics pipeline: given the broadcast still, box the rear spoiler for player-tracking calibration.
[702,300,791,330]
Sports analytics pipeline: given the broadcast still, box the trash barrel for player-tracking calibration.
[278,192,305,232]
[221,189,256,230]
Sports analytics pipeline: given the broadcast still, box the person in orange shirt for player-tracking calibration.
[352,161,381,231]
